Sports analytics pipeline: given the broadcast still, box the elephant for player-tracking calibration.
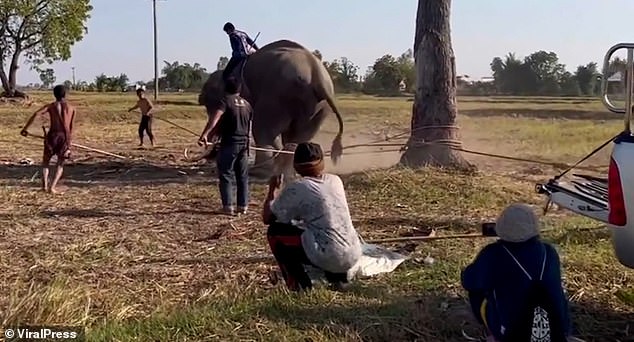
[198,39,344,180]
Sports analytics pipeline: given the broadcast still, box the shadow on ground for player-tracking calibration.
[0,161,202,187]
[256,292,633,342]
[355,216,475,233]
[156,100,199,106]
[257,294,476,341]
[570,300,634,341]
[0,160,278,187]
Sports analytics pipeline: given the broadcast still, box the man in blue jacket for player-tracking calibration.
[461,203,574,342]
[222,22,259,82]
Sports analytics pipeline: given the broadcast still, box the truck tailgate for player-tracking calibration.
[536,173,609,223]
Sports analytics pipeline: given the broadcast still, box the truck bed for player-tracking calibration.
[535,173,609,222]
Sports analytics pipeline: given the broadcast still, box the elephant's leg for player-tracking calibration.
[251,136,283,179]
[285,105,332,145]
[250,101,290,179]
[274,139,298,185]
[275,106,330,183]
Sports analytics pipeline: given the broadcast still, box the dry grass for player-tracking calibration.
[0,91,632,341]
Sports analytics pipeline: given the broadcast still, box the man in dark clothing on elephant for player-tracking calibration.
[198,77,253,215]
[222,22,259,82]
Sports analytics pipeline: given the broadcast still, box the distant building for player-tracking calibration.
[607,71,622,82]
[607,71,625,94]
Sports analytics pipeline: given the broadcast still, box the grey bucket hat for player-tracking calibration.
[495,203,540,242]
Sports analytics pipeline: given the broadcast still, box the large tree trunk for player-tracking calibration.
[0,50,29,99]
[399,0,474,171]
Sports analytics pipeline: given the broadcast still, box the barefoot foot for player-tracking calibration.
[49,185,68,194]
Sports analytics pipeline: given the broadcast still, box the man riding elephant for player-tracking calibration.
[222,22,259,83]
[199,39,344,180]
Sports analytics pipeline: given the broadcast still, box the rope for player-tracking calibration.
[395,140,606,172]
[155,117,199,137]
[158,115,606,174]
[552,133,619,180]
[248,143,296,170]
[243,124,462,159]
[409,137,464,149]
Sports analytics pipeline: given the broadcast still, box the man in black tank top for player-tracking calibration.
[198,77,253,215]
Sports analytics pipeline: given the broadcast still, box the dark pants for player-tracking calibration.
[138,115,154,142]
[267,222,349,291]
[216,143,249,208]
[222,56,246,82]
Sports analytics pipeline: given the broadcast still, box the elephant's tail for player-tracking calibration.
[324,93,344,164]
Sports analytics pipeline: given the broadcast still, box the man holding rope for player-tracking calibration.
[198,77,253,215]
[128,88,155,147]
[262,142,363,292]
[20,85,76,194]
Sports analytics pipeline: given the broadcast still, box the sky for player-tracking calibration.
[14,0,634,85]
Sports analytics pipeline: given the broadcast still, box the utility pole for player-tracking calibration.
[152,0,159,101]
[71,67,76,89]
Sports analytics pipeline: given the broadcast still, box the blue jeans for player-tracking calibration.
[216,143,249,208]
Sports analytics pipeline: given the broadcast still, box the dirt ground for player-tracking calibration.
[0,114,610,196]
[313,122,604,180]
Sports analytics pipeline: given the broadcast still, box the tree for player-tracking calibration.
[76,80,88,91]
[400,0,472,170]
[361,66,382,93]
[38,68,55,88]
[93,73,129,92]
[559,71,581,96]
[216,56,229,70]
[94,74,108,92]
[0,0,92,98]
[574,62,599,96]
[523,51,566,95]
[370,54,401,93]
[63,79,72,90]
[489,51,569,96]
[112,73,129,92]
[396,49,415,93]
[162,60,209,90]
[361,52,415,95]
[323,57,360,92]
[490,53,533,95]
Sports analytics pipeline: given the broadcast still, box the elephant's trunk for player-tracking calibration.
[324,94,344,164]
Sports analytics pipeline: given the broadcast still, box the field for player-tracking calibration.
[0,91,633,341]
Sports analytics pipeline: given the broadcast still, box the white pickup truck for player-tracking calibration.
[536,42,634,269]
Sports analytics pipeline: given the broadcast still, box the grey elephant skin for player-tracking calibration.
[198,39,344,178]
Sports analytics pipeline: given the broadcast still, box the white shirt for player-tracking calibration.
[270,173,363,273]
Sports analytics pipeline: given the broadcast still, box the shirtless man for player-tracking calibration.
[20,85,76,194]
[128,88,155,147]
